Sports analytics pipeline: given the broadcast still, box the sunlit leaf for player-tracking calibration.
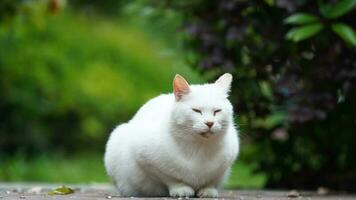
[332,23,356,46]
[286,23,324,42]
[319,0,356,19]
[48,186,74,195]
[284,13,318,25]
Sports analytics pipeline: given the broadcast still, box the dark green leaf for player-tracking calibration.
[48,186,74,195]
[319,0,356,19]
[284,13,318,25]
[286,23,324,42]
[332,23,356,46]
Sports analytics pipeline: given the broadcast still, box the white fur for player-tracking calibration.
[104,74,239,197]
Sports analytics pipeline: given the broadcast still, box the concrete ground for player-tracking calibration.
[1,183,355,200]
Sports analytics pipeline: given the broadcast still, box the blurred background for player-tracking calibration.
[0,0,355,191]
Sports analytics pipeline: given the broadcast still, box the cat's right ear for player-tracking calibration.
[173,74,190,101]
[215,73,232,94]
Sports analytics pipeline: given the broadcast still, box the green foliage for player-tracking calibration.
[0,4,201,157]
[319,0,356,19]
[331,23,356,45]
[285,0,355,46]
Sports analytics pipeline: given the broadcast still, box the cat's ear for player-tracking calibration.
[173,74,190,101]
[215,73,233,93]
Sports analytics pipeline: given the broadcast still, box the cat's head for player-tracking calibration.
[172,73,234,139]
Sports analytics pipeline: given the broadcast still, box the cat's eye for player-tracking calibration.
[214,109,222,116]
[192,108,202,114]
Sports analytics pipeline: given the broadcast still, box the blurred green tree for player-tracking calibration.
[0,1,200,158]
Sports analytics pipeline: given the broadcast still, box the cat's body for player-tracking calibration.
[104,74,239,197]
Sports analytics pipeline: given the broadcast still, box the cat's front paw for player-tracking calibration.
[197,187,218,198]
[169,185,195,197]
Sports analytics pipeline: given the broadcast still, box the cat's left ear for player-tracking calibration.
[215,73,232,93]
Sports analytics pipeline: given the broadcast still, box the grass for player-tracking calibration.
[0,153,266,188]
[0,154,108,183]
[227,162,267,189]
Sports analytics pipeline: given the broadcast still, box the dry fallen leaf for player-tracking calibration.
[48,186,74,195]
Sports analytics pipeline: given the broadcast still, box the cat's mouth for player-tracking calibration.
[199,131,213,138]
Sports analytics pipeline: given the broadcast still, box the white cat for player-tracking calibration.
[104,73,239,197]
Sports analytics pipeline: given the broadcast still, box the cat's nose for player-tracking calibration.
[205,121,214,128]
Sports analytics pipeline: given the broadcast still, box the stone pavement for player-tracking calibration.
[1,183,355,200]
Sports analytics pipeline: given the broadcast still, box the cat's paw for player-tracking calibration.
[197,187,218,198]
[169,185,195,197]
